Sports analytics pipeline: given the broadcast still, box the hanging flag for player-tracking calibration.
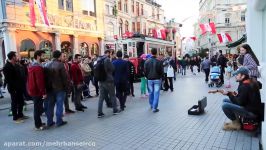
[190,37,197,41]
[199,22,216,34]
[152,29,157,38]
[29,0,36,27]
[181,37,186,41]
[160,29,166,40]
[156,29,162,38]
[217,33,233,43]
[36,0,50,26]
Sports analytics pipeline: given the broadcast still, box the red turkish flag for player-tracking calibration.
[199,22,216,34]
[29,0,36,27]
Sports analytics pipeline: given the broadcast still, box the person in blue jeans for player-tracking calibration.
[210,67,263,131]
[144,48,164,113]
[44,50,68,127]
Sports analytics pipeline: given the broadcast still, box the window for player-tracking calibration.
[105,5,109,15]
[107,23,114,37]
[119,19,123,36]
[118,0,122,11]
[132,22,135,32]
[141,4,143,15]
[152,8,155,18]
[241,12,245,22]
[66,0,73,11]
[137,22,140,33]
[124,0,128,13]
[225,17,230,24]
[131,0,134,13]
[125,21,129,32]
[58,0,64,9]
[81,0,96,16]
[136,2,139,16]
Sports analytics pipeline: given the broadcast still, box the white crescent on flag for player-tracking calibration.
[36,0,50,26]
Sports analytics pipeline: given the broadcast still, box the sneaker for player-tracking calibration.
[86,95,93,98]
[14,119,24,124]
[113,110,121,115]
[20,115,30,120]
[65,109,75,114]
[81,105,88,109]
[56,121,67,127]
[223,120,241,131]
[8,111,12,116]
[132,94,135,97]
[0,96,4,98]
[75,108,84,112]
[35,125,47,131]
[153,109,160,113]
[48,122,55,127]
[97,113,105,118]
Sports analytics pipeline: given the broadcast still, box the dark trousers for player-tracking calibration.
[98,82,118,114]
[203,68,210,82]
[9,90,24,120]
[64,93,70,111]
[129,81,134,95]
[74,85,83,109]
[33,96,44,128]
[163,73,169,90]
[116,82,128,109]
[167,77,173,91]
[94,78,99,95]
[220,68,225,84]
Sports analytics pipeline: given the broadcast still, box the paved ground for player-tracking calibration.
[0,71,261,150]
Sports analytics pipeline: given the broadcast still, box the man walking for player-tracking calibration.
[144,48,164,113]
[3,51,29,123]
[113,51,129,111]
[44,50,68,127]
[201,57,211,83]
[124,55,135,97]
[71,54,87,112]
[217,50,228,84]
[27,50,47,130]
[97,50,120,118]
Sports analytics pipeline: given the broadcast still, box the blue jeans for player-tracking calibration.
[46,91,66,126]
[148,80,161,111]
[222,98,256,121]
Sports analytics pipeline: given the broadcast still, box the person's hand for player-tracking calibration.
[221,90,229,95]
[42,94,47,99]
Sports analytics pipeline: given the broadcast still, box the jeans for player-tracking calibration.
[115,82,128,109]
[33,96,44,128]
[98,82,118,114]
[181,66,186,75]
[0,86,3,96]
[46,91,66,126]
[203,68,210,82]
[222,98,256,121]
[148,80,161,110]
[83,75,92,96]
[9,89,24,120]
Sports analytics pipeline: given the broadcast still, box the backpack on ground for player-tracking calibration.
[93,57,107,81]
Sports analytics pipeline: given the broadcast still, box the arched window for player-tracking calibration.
[124,0,128,13]
[91,43,99,56]
[80,42,89,57]
[61,41,72,57]
[106,22,114,37]
[119,19,123,36]
[118,0,122,11]
[39,40,52,59]
[20,39,36,58]
[125,21,129,32]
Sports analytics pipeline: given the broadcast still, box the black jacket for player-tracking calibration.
[228,79,264,120]
[144,57,163,80]
[3,61,24,92]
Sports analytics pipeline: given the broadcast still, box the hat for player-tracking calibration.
[232,66,250,76]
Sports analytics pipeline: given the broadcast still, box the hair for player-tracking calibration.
[74,54,81,59]
[104,50,110,54]
[116,51,123,58]
[52,50,62,59]
[219,50,222,54]
[124,54,129,58]
[151,48,157,55]
[227,61,232,67]
[34,50,45,60]
[240,44,260,66]
[68,55,73,62]
[7,51,16,60]
[205,56,209,59]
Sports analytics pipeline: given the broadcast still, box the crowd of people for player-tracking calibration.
[0,43,264,133]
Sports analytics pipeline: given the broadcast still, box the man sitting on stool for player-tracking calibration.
[210,67,263,130]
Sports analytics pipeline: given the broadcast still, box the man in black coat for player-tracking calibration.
[124,55,135,97]
[217,50,228,84]
[3,51,28,123]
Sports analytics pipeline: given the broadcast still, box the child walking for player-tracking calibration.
[225,61,233,88]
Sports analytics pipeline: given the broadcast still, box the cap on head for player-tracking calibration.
[232,66,250,76]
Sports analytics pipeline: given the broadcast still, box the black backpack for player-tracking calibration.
[93,57,107,81]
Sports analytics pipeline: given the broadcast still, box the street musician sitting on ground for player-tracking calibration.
[209,67,263,131]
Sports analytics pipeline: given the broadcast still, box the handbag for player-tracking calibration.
[167,65,174,77]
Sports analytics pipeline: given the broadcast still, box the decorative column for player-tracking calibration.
[55,32,61,51]
[73,34,79,55]
[3,28,17,55]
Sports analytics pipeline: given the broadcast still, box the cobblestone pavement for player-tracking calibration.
[0,72,260,150]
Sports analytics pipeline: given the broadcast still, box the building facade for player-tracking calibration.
[196,0,247,56]
[0,0,105,68]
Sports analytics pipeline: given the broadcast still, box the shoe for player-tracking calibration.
[132,94,135,97]
[48,122,55,127]
[81,105,88,109]
[65,109,75,114]
[20,115,30,120]
[86,95,93,98]
[97,113,105,118]
[223,120,241,131]
[14,119,24,124]
[57,121,67,127]
[120,108,124,111]
[153,109,160,113]
[0,96,4,98]
[113,110,121,115]
[75,108,84,112]
[8,111,12,116]
[35,125,47,131]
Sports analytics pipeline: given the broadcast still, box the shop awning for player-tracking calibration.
[226,34,247,48]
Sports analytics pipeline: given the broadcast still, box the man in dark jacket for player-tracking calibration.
[217,50,228,84]
[124,55,135,97]
[113,51,129,111]
[44,50,68,127]
[144,48,164,113]
[97,50,120,118]
[3,51,28,123]
[27,50,47,130]
[218,67,263,130]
